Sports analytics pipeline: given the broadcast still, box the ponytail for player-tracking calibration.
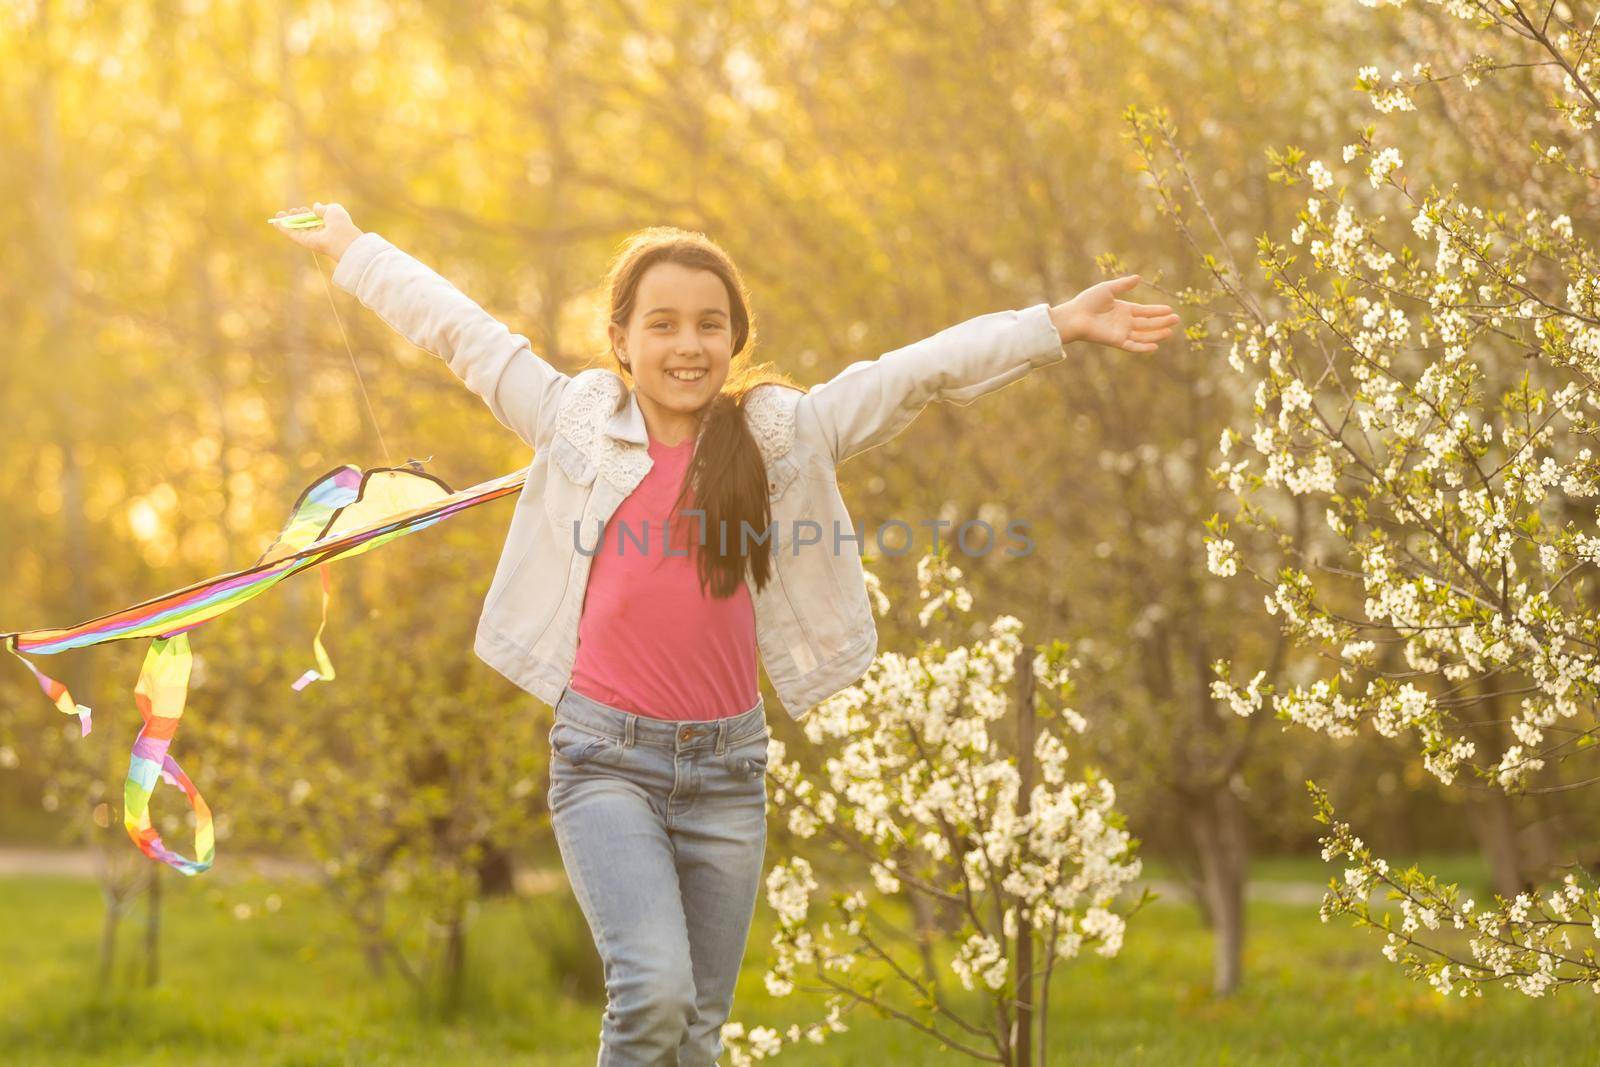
[667,388,781,598]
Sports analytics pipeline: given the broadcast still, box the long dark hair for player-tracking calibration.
[603,226,803,599]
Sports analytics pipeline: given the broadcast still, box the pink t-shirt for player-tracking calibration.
[567,433,760,721]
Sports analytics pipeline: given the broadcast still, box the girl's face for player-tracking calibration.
[610,262,734,429]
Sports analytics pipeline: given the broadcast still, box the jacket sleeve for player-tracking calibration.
[796,302,1069,467]
[331,231,571,451]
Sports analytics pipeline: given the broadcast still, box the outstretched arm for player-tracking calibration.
[273,202,571,452]
[797,275,1179,467]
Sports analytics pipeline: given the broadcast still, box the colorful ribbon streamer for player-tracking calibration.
[3,461,529,873]
[126,634,213,874]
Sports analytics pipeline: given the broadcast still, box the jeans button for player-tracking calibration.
[679,727,692,742]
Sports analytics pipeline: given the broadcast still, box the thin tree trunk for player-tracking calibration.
[33,3,131,995]
[1463,684,1526,898]
[97,892,123,992]
[277,5,307,465]
[144,863,162,987]
[442,909,467,1019]
[360,883,389,979]
[1187,784,1248,996]
[1012,650,1036,1067]
[32,0,94,700]
[1464,781,1525,898]
[910,889,944,1000]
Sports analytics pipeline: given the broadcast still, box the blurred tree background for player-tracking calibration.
[2,0,1592,1060]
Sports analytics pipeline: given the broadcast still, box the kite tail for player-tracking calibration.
[6,635,92,736]
[290,562,336,691]
[126,634,214,876]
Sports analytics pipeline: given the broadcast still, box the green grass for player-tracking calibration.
[1,858,1595,1065]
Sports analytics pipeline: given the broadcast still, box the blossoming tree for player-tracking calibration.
[722,549,1147,1065]
[1129,0,1600,997]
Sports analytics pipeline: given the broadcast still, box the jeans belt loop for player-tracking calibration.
[715,719,728,756]
[624,714,636,749]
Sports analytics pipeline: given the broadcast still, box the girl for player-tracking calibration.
[273,201,1177,1066]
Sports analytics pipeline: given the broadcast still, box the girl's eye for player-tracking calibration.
[651,323,670,330]
[702,323,721,331]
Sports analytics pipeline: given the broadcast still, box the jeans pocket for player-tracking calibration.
[550,721,611,767]
[726,731,771,781]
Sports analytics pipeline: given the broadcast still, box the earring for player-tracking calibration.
[616,349,629,370]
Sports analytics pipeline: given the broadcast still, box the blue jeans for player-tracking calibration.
[548,685,770,1067]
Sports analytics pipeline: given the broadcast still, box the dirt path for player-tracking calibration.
[0,846,321,881]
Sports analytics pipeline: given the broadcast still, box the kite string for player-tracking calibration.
[310,250,394,468]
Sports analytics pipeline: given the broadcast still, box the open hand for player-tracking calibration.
[1049,275,1179,353]
[270,201,363,262]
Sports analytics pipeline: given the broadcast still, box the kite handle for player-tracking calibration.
[266,211,324,229]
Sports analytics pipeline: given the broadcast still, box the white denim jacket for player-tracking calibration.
[333,232,1068,718]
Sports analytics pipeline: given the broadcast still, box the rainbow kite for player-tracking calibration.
[3,461,528,875]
